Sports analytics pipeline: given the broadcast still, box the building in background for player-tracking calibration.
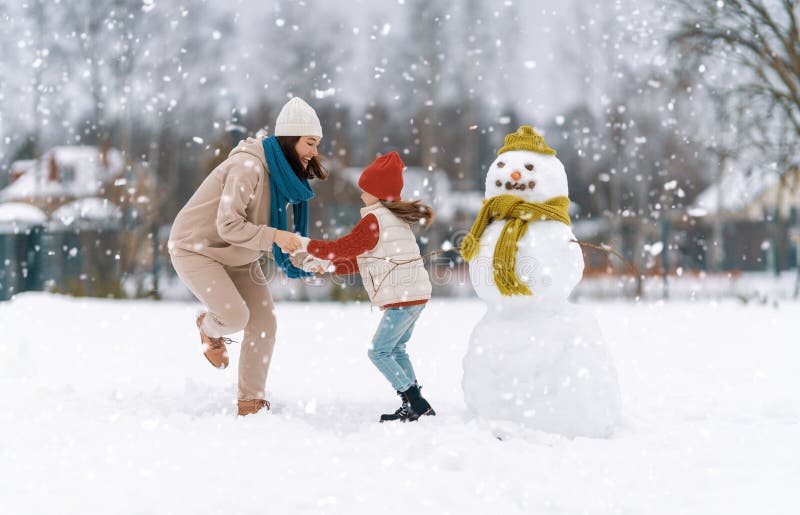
[0,145,160,299]
[688,166,800,273]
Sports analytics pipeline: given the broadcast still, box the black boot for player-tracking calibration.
[379,391,409,423]
[400,383,436,421]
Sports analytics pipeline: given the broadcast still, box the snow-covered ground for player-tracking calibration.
[1,293,798,514]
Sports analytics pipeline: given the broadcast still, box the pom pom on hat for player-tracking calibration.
[358,151,405,201]
[498,125,556,156]
[275,97,323,139]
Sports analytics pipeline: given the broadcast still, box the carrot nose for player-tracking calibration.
[510,171,522,181]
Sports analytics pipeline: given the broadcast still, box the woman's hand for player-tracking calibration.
[274,230,302,254]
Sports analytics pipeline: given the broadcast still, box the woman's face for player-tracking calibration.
[294,136,320,169]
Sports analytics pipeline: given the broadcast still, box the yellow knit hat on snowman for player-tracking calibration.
[497,125,556,156]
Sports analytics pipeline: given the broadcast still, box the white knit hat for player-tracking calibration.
[274,97,323,139]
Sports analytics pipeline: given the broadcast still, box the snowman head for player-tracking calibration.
[486,126,568,203]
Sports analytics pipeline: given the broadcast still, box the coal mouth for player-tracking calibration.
[495,180,536,191]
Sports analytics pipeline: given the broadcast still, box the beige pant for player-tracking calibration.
[171,252,276,400]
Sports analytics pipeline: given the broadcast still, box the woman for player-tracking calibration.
[168,97,327,416]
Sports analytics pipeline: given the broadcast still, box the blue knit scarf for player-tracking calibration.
[262,136,314,278]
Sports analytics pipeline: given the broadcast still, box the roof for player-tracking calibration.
[689,166,800,220]
[50,197,122,230]
[0,146,125,202]
[0,202,47,233]
[10,160,35,173]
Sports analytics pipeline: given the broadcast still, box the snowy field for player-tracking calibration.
[1,293,798,515]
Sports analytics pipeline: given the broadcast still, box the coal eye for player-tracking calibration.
[497,161,505,168]
[525,163,534,171]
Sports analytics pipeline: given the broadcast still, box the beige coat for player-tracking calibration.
[356,203,432,307]
[168,138,276,267]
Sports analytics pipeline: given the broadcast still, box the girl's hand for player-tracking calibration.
[274,230,302,254]
[302,255,331,274]
[308,263,326,274]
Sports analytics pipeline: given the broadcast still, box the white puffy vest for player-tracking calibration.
[356,203,432,308]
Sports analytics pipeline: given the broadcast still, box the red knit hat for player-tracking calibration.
[358,151,405,201]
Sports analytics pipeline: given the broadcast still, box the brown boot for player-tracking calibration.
[238,399,270,416]
[196,313,232,369]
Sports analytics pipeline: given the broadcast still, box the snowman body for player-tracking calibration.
[462,146,621,438]
[469,218,584,306]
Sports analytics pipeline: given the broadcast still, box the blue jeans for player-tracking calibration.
[367,303,426,392]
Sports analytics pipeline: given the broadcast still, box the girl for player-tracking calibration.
[300,151,436,422]
[168,97,326,416]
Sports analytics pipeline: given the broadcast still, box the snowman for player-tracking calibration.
[460,125,621,438]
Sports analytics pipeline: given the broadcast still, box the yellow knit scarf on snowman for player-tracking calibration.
[460,194,571,296]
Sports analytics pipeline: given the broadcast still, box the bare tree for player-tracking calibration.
[669,0,800,273]
[12,0,64,158]
[669,0,800,154]
[262,0,347,103]
[455,0,493,190]
[403,0,449,169]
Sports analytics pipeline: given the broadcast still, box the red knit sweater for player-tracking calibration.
[307,213,427,309]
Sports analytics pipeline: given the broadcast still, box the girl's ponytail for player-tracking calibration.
[379,199,435,229]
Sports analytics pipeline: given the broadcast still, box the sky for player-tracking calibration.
[202,0,652,124]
